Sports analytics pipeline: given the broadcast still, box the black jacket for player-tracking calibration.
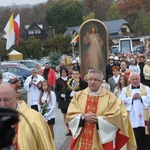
[55,77,70,109]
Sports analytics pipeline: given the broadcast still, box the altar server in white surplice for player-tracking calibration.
[24,68,45,111]
[119,72,150,150]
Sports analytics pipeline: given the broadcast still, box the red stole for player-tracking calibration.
[80,96,99,149]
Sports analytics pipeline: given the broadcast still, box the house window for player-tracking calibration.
[28,29,34,35]
[121,28,127,33]
[35,29,41,34]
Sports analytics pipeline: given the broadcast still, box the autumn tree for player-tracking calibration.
[83,0,113,21]
[83,12,95,22]
[14,38,27,58]
[141,0,150,11]
[116,0,143,26]
[45,0,83,34]
[94,0,112,21]
[83,0,94,15]
[134,7,150,36]
[0,8,12,35]
[106,3,121,21]
[0,39,7,61]
[42,34,72,56]
[24,36,42,59]
[49,51,62,68]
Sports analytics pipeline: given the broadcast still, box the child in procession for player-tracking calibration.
[39,80,56,139]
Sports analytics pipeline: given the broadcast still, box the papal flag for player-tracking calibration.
[14,14,20,46]
[4,13,15,50]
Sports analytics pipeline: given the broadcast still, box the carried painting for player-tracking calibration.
[79,19,109,78]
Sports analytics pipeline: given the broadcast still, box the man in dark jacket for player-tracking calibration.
[106,56,114,82]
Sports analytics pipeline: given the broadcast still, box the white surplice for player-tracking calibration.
[24,75,45,106]
[119,84,150,128]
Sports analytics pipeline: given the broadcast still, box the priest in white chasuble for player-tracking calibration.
[66,69,137,150]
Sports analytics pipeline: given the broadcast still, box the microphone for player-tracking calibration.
[31,76,34,81]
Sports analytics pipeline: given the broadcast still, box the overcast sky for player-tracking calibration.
[0,0,47,6]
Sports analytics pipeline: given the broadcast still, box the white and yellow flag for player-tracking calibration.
[4,13,15,50]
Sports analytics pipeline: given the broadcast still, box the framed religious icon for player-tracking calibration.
[79,19,109,78]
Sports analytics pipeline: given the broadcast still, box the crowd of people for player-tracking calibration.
[0,50,150,149]
[105,51,150,150]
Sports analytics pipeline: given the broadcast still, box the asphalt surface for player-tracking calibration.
[54,105,71,150]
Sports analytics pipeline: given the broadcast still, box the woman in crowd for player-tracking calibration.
[138,55,145,84]
[55,67,71,136]
[55,65,60,79]
[113,75,128,97]
[108,66,120,92]
[143,59,150,87]
[39,80,56,139]
[129,58,141,75]
[35,64,43,76]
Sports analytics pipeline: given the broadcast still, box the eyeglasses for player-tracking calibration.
[87,78,102,82]
[0,95,16,103]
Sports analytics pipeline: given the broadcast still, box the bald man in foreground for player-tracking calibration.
[0,83,55,150]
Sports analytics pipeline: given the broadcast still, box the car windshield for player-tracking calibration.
[33,60,42,66]
[112,47,119,51]
[24,60,42,68]
[17,66,31,71]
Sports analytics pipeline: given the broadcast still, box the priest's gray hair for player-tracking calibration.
[129,72,140,79]
[88,69,104,80]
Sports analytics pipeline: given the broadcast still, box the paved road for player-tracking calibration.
[54,104,71,150]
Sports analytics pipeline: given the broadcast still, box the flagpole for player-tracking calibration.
[71,31,75,60]
[0,32,4,73]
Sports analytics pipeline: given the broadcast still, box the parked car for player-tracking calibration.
[111,45,119,55]
[38,57,51,66]
[133,45,145,54]
[1,63,31,79]
[6,59,43,69]
[2,62,28,68]
[2,69,24,85]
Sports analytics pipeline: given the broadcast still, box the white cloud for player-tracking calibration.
[0,0,47,6]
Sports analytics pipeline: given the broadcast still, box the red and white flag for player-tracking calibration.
[14,14,20,46]
[4,13,15,50]
[71,34,79,45]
